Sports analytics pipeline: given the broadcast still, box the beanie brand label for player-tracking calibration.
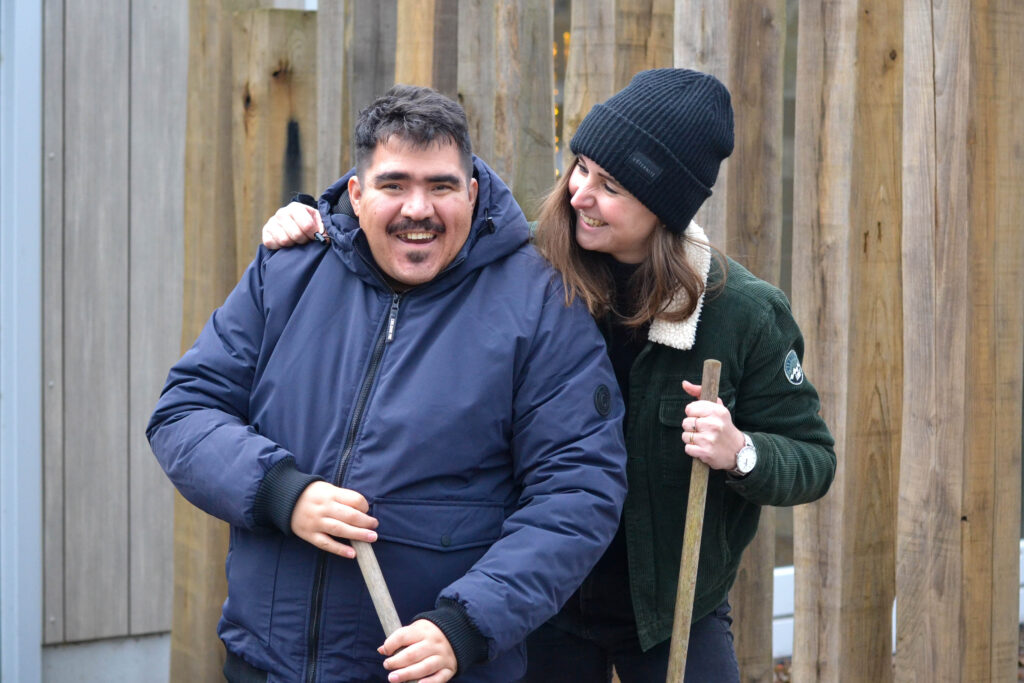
[626,150,662,181]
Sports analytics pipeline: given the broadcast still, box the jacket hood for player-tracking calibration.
[316,155,530,292]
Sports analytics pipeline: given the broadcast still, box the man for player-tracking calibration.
[148,85,628,682]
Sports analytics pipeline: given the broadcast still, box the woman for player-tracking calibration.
[521,69,835,681]
[262,69,835,682]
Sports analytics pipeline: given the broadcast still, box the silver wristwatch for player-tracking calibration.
[731,433,757,477]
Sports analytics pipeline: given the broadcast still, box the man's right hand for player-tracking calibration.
[263,202,325,249]
[290,481,378,558]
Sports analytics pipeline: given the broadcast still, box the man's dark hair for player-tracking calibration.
[354,84,473,179]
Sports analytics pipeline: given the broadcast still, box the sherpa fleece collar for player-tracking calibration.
[647,222,712,351]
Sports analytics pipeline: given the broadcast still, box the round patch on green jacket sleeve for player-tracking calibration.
[784,349,804,385]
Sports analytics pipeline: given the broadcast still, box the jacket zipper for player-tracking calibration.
[305,292,402,683]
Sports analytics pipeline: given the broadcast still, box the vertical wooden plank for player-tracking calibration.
[457,0,496,164]
[792,0,902,680]
[395,0,436,86]
[431,0,459,99]
[232,9,318,275]
[674,0,729,242]
[317,0,351,188]
[62,0,130,642]
[508,0,555,217]
[836,1,902,680]
[977,6,1024,678]
[791,3,848,677]
[42,0,66,645]
[350,0,396,123]
[724,5,784,678]
[895,4,963,681]
[723,0,784,273]
[562,0,615,149]
[128,0,188,636]
[489,0,525,189]
[615,0,674,90]
[394,0,458,98]
[176,0,262,677]
[458,0,554,218]
[896,0,1024,680]
[676,2,785,679]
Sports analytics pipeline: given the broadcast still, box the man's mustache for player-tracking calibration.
[386,218,446,236]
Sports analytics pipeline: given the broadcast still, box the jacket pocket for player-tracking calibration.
[372,498,505,551]
[351,499,506,643]
[655,383,738,486]
[221,528,284,649]
[657,398,692,486]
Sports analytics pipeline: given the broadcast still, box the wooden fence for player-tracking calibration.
[42,1,1023,681]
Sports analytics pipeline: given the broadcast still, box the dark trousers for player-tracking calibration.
[520,601,739,683]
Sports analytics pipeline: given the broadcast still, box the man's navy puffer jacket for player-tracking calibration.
[147,157,628,681]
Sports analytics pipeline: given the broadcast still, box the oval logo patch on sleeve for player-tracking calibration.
[784,349,804,385]
[594,384,612,416]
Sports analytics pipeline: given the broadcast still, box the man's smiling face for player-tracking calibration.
[349,137,478,288]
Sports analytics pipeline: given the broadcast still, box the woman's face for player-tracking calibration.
[568,155,660,264]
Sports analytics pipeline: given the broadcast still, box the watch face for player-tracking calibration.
[737,447,756,474]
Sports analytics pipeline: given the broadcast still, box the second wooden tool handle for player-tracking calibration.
[665,358,722,683]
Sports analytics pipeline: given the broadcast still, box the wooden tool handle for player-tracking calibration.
[666,359,722,683]
[352,540,404,636]
[351,540,419,682]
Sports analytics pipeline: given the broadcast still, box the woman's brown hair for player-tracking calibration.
[534,158,725,327]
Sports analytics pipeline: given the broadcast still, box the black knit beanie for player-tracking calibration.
[569,68,734,234]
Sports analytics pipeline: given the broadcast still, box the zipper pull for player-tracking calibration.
[386,294,401,342]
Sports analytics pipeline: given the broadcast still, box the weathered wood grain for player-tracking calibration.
[732,514,775,683]
[792,0,902,680]
[616,0,673,90]
[431,0,459,99]
[508,0,555,217]
[128,0,188,636]
[562,0,615,149]
[317,0,351,187]
[791,2,848,677]
[896,0,1024,680]
[350,0,397,124]
[674,0,730,243]
[176,0,262,677]
[675,3,784,679]
[457,0,497,163]
[979,9,1024,677]
[41,0,66,645]
[458,0,554,218]
[62,0,131,643]
[231,9,318,276]
[395,0,437,87]
[837,2,902,680]
[393,0,458,98]
[723,0,784,273]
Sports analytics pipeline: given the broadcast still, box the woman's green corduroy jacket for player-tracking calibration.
[613,227,836,651]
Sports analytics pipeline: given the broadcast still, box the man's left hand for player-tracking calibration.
[379,619,457,683]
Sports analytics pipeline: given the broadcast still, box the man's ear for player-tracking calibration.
[468,177,478,206]
[348,175,363,216]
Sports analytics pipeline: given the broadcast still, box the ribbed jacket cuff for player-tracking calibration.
[416,598,489,676]
[252,457,322,534]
